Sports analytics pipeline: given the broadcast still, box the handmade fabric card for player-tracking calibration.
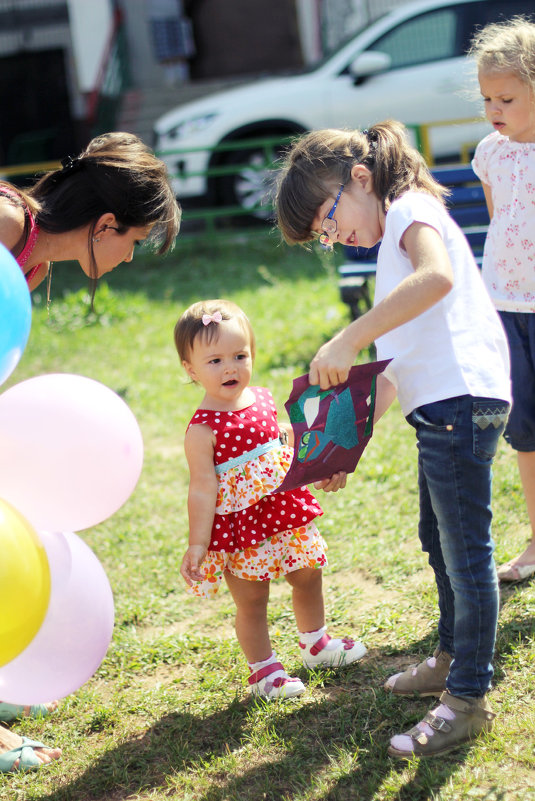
[274,360,391,493]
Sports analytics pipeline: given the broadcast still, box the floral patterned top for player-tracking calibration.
[187,387,322,553]
[472,131,535,312]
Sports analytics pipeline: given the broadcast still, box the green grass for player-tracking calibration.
[1,231,534,800]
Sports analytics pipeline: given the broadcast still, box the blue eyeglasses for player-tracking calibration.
[318,184,344,250]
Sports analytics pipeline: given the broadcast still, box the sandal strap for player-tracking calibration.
[424,711,453,733]
[0,702,53,723]
[0,737,47,772]
[272,676,301,687]
[405,712,452,744]
[439,691,496,721]
[307,633,331,655]
[300,633,357,655]
[248,661,285,685]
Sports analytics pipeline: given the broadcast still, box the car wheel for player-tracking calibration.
[218,141,285,221]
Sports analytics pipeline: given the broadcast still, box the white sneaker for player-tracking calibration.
[299,631,367,669]
[248,660,305,699]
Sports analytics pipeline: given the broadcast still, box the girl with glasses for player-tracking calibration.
[275,120,511,758]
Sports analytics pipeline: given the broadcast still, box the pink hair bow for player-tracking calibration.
[202,311,222,326]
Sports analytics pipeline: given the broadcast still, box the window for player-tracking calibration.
[368,8,461,69]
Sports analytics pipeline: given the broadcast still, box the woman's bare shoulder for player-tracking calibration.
[0,195,25,252]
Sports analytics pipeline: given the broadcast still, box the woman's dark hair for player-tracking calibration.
[11,131,181,295]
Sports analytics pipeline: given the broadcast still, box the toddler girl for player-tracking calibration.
[174,299,366,699]
[275,120,511,756]
[471,16,535,584]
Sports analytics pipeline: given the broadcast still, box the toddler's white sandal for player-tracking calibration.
[299,628,367,669]
[248,661,305,699]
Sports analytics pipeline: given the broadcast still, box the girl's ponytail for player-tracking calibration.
[275,120,446,245]
[366,120,448,209]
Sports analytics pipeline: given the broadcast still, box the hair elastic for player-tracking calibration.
[60,155,83,174]
[362,129,378,149]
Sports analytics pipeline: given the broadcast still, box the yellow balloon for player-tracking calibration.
[0,498,51,667]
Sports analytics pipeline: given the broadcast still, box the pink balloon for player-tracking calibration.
[0,373,143,531]
[0,530,114,704]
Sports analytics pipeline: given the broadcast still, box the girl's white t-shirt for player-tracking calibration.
[472,131,535,313]
[374,192,511,417]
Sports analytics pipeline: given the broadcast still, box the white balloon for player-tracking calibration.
[0,373,143,531]
[0,530,114,704]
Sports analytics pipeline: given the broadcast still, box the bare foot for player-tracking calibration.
[497,540,535,582]
[0,700,59,722]
[0,724,61,771]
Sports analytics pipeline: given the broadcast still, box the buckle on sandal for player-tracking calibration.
[429,715,451,733]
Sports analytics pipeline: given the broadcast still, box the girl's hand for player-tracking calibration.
[180,544,208,586]
[279,421,294,448]
[310,222,454,392]
[314,471,347,492]
[309,331,359,389]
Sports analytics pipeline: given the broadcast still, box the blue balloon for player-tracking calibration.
[0,242,32,387]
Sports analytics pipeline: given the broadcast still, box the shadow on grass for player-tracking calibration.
[33,693,465,801]
[31,599,532,801]
[30,646,457,801]
[35,698,250,801]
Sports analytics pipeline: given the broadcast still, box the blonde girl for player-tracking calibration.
[470,17,535,584]
[175,299,366,700]
[275,120,511,757]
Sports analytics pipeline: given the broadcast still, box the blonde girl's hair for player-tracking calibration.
[469,16,535,90]
[174,299,256,365]
[274,119,448,245]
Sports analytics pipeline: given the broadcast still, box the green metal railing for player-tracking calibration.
[155,134,294,236]
[156,134,293,180]
[1,118,483,240]
[153,119,482,236]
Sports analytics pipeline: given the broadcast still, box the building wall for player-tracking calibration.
[119,0,304,87]
[186,0,302,80]
[0,0,77,163]
[117,0,163,88]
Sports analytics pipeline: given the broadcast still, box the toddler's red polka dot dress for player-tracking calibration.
[187,387,326,597]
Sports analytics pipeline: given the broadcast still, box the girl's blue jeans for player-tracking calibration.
[406,394,510,698]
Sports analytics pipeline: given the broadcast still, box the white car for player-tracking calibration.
[153,0,532,215]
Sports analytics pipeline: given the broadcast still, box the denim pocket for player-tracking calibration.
[408,399,456,432]
[472,401,510,461]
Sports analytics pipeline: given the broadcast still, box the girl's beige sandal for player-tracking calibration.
[384,647,452,697]
[388,691,496,758]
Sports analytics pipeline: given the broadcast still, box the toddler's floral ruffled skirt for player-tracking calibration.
[188,521,327,598]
